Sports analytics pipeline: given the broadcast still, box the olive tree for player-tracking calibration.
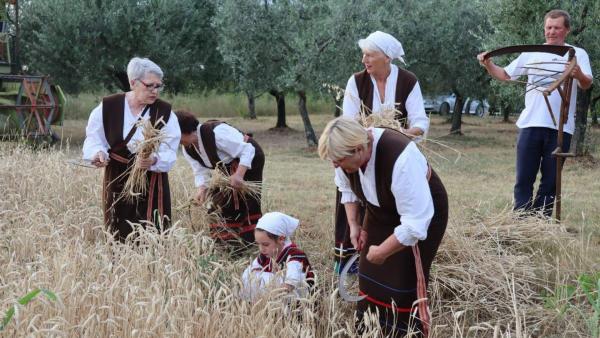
[214,0,290,122]
[20,0,221,93]
[390,0,492,134]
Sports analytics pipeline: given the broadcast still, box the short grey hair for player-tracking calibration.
[545,9,571,29]
[126,57,164,82]
[358,39,386,56]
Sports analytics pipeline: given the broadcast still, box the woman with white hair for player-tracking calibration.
[334,31,430,275]
[319,117,447,337]
[82,57,181,241]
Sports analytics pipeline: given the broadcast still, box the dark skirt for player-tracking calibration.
[357,170,448,337]
[103,150,171,242]
[208,138,264,254]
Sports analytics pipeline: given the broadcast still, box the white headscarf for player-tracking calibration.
[256,212,299,239]
[359,31,405,64]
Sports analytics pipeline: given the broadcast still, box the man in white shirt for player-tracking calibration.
[478,9,593,216]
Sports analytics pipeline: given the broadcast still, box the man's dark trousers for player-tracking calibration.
[514,127,572,216]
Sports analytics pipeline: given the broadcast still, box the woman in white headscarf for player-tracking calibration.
[333,31,431,275]
[342,31,429,136]
[241,212,315,301]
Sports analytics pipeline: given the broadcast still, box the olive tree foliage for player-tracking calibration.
[269,0,336,146]
[214,0,289,122]
[19,0,221,93]
[482,0,600,154]
[311,0,381,117]
[385,0,492,134]
[272,0,389,145]
[215,0,393,144]
[217,0,350,145]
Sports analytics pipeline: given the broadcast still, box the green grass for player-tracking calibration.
[0,288,57,331]
[63,90,336,120]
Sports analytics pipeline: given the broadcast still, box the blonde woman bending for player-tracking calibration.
[319,117,447,337]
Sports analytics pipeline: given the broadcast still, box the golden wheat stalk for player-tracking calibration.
[3,122,598,337]
[353,100,465,165]
[205,164,262,207]
[176,198,226,233]
[120,117,166,203]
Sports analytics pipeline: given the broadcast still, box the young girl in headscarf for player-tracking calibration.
[241,212,315,300]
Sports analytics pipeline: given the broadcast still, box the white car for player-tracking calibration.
[424,93,490,117]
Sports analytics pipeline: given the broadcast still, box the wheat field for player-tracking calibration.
[1,115,599,337]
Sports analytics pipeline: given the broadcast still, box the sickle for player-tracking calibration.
[483,44,577,95]
[483,44,574,60]
[338,253,366,302]
[66,159,96,168]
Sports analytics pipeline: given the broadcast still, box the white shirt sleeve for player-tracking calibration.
[214,124,255,168]
[342,75,361,119]
[405,81,429,134]
[334,167,359,203]
[82,103,109,161]
[504,53,529,79]
[391,143,434,246]
[576,48,593,79]
[149,111,181,173]
[284,260,305,288]
[182,146,211,187]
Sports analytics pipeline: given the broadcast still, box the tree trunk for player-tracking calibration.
[572,87,591,156]
[450,91,463,134]
[270,90,287,128]
[591,91,599,126]
[499,100,513,123]
[245,91,257,119]
[502,104,511,123]
[297,90,318,147]
[333,94,342,117]
[111,68,130,92]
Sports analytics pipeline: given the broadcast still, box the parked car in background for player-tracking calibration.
[424,93,490,117]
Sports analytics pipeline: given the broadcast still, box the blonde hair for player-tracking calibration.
[318,117,369,161]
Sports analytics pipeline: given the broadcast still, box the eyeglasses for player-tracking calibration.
[137,79,164,92]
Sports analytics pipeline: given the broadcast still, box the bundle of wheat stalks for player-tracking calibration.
[174,162,261,234]
[120,117,166,202]
[357,104,406,132]
[357,104,462,165]
[205,163,262,206]
[176,198,224,233]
